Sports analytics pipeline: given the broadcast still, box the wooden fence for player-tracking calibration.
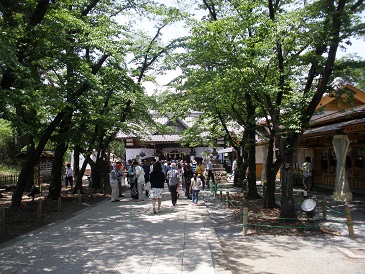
[0,174,18,188]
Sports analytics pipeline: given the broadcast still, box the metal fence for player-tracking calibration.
[0,174,18,188]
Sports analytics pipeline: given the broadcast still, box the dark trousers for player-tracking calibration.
[207,170,214,184]
[169,184,178,205]
[65,176,73,188]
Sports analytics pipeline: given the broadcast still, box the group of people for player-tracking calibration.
[108,158,216,213]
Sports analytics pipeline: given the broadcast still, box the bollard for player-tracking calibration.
[239,201,244,223]
[0,207,6,235]
[89,184,93,199]
[345,206,355,239]
[226,192,229,208]
[77,189,81,203]
[243,207,248,236]
[58,197,62,213]
[322,199,327,220]
[37,199,42,221]
[220,191,223,203]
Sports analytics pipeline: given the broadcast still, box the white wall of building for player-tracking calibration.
[125,146,218,162]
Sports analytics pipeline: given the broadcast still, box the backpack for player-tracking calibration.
[169,169,179,186]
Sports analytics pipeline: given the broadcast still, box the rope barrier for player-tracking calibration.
[218,191,355,239]
[249,223,320,229]
[325,205,346,215]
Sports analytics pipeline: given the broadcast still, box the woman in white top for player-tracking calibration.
[190,173,202,205]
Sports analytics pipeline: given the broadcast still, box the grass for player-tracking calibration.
[0,164,20,176]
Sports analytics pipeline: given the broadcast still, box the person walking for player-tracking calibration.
[190,173,202,205]
[109,164,121,202]
[149,161,165,213]
[128,161,138,199]
[167,162,180,206]
[165,162,171,186]
[142,159,151,197]
[115,162,124,198]
[64,163,73,189]
[133,160,145,201]
[183,164,194,199]
[206,158,215,187]
[195,162,205,190]
[231,157,237,179]
[302,156,313,192]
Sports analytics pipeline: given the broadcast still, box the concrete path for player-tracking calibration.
[1,184,365,274]
[0,189,231,274]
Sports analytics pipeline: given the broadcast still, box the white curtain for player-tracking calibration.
[332,135,352,202]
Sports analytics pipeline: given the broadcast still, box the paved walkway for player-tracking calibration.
[1,185,365,274]
[0,189,231,274]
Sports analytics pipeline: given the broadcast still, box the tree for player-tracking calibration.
[168,0,364,216]
[0,0,131,206]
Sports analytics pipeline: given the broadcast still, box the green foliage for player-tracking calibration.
[0,0,188,166]
[0,119,17,165]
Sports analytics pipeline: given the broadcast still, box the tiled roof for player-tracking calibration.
[304,117,365,136]
[310,104,365,125]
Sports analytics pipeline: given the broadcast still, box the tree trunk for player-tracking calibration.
[246,129,260,200]
[48,110,73,199]
[234,152,247,187]
[73,144,81,187]
[280,152,296,219]
[48,142,67,200]
[95,149,110,192]
[264,136,279,208]
[11,112,65,206]
[73,155,89,194]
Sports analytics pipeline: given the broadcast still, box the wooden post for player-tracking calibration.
[220,191,223,203]
[89,182,93,199]
[239,201,244,223]
[345,206,355,239]
[37,200,42,221]
[0,207,6,235]
[322,199,327,220]
[77,189,81,203]
[225,191,229,207]
[243,207,248,236]
[58,197,62,213]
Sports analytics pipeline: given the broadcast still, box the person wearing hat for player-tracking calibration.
[115,162,125,198]
[167,162,180,206]
[191,160,197,173]
[110,164,121,202]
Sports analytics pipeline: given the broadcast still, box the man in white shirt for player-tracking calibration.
[206,158,215,184]
[65,164,73,189]
[231,157,237,178]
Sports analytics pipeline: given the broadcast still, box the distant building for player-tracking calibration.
[117,111,225,163]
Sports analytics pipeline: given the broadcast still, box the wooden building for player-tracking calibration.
[118,112,224,163]
[256,84,365,199]
[297,84,365,197]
